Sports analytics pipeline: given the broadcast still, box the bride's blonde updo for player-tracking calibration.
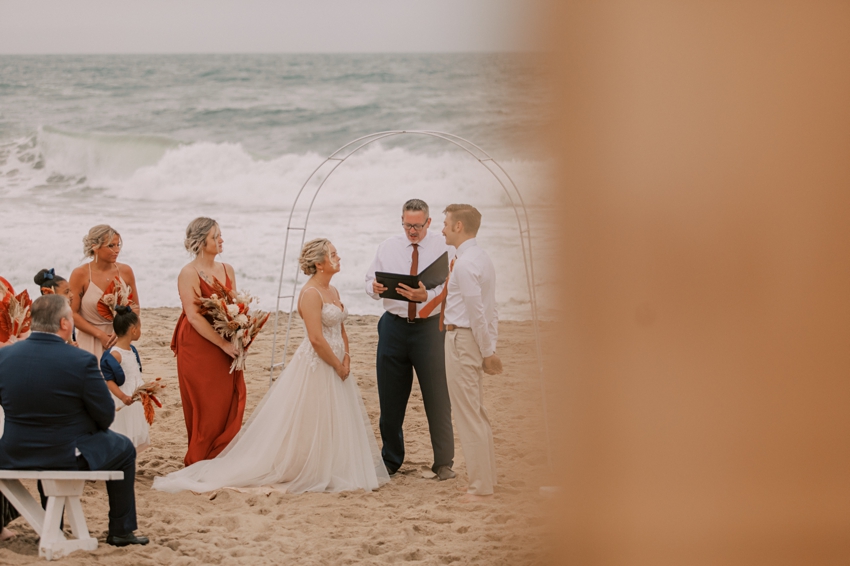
[83,225,121,259]
[184,217,218,257]
[299,238,332,275]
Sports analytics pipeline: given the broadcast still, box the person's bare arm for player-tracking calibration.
[340,320,351,377]
[69,265,116,349]
[178,265,237,358]
[337,287,351,375]
[299,288,349,380]
[105,359,133,407]
[223,263,237,294]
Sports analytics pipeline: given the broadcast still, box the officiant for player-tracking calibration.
[365,199,455,480]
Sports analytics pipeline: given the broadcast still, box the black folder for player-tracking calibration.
[376,252,450,303]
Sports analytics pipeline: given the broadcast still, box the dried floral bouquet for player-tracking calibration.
[0,277,32,343]
[196,279,270,373]
[117,377,167,425]
[97,277,136,320]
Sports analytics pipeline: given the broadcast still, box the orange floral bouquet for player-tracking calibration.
[117,377,166,425]
[0,277,32,344]
[196,280,270,373]
[97,277,136,321]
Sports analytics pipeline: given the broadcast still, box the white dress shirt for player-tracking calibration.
[365,231,453,318]
[443,238,498,358]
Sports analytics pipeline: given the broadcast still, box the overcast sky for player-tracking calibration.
[0,0,536,54]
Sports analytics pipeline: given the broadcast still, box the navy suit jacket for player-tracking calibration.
[0,332,128,470]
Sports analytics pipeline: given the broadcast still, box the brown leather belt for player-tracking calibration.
[389,313,433,324]
[445,324,468,331]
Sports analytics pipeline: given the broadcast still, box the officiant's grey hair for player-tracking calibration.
[403,199,429,218]
[30,294,72,333]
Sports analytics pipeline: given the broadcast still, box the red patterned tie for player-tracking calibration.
[419,257,455,330]
[408,244,419,321]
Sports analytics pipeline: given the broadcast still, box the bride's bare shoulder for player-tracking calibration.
[297,285,323,315]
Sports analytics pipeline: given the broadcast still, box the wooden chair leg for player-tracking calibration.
[0,479,51,536]
[39,496,66,560]
[65,497,94,542]
[38,480,98,560]
[1,474,120,560]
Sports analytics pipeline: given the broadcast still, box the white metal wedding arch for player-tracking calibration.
[268,130,552,469]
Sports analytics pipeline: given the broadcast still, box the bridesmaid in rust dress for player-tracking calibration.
[173,217,244,466]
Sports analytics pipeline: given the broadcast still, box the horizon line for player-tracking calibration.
[0,49,542,56]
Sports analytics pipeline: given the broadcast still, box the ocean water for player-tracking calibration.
[0,54,552,320]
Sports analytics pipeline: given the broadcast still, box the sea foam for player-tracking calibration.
[0,127,552,320]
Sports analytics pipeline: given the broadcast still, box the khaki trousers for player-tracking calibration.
[444,328,497,495]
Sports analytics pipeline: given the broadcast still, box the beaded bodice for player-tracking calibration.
[293,302,347,371]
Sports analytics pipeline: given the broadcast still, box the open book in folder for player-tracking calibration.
[375,252,450,303]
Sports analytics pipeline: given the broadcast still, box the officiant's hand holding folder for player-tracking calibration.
[375,252,449,303]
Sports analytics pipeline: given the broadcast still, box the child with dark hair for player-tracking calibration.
[34,268,76,345]
[33,268,72,299]
[100,306,150,452]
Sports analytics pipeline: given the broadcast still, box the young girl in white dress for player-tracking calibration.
[100,306,150,452]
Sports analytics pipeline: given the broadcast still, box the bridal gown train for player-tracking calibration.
[153,301,390,494]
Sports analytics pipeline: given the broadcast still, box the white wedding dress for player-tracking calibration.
[153,297,390,494]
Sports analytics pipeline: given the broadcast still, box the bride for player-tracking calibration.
[154,239,390,494]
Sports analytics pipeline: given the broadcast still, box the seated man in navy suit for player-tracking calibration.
[0,294,148,546]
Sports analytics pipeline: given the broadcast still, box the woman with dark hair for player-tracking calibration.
[69,225,140,358]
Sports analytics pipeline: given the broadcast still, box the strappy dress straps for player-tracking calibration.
[298,286,327,310]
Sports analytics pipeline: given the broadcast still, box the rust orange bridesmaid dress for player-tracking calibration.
[171,272,246,466]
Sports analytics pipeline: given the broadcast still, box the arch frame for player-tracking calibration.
[268,130,552,470]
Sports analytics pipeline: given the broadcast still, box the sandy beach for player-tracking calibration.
[1,307,553,565]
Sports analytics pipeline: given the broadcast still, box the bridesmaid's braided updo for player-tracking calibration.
[299,238,331,275]
[83,225,121,259]
[184,217,218,257]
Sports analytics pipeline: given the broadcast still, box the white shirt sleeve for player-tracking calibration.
[456,263,496,358]
[365,244,382,300]
[425,278,445,304]
[422,246,450,305]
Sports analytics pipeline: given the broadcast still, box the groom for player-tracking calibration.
[365,199,455,479]
[439,204,501,500]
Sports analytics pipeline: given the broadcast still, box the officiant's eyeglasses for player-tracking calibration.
[402,222,427,231]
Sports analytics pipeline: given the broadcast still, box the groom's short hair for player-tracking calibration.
[444,204,482,235]
[31,295,71,333]
[403,199,429,218]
